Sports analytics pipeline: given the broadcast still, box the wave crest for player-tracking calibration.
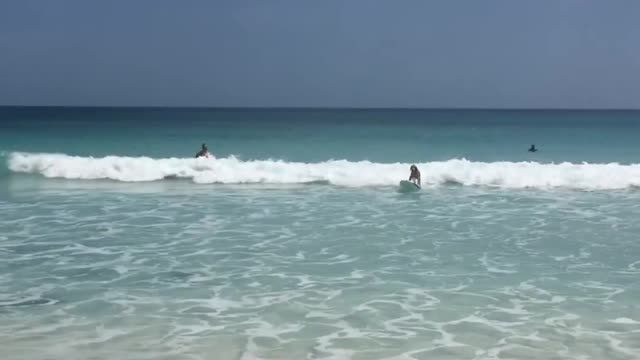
[7,152,640,190]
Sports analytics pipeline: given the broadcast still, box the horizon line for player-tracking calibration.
[1,105,639,111]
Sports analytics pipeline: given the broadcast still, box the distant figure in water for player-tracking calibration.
[528,144,538,152]
[195,143,211,158]
[409,165,421,186]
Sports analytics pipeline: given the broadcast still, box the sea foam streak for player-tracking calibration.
[7,152,640,189]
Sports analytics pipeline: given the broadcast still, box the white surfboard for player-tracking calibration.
[399,180,421,192]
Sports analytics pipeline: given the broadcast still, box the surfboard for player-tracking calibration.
[399,180,421,192]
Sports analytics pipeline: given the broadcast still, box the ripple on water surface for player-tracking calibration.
[1,185,640,359]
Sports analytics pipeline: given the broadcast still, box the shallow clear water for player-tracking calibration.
[1,108,640,359]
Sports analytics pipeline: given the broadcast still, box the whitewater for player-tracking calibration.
[3,108,640,360]
[7,151,640,190]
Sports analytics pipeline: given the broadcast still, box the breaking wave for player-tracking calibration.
[7,152,640,190]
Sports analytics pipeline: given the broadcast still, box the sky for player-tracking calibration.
[1,0,639,109]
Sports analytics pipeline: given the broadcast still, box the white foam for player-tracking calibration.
[8,152,640,189]
[609,317,639,325]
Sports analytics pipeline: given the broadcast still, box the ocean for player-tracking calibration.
[1,107,639,360]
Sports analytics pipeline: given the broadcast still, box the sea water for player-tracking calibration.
[1,108,639,360]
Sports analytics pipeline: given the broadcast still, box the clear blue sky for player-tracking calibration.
[1,0,639,108]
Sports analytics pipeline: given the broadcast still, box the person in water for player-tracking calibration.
[195,143,211,158]
[409,165,421,186]
[528,144,538,152]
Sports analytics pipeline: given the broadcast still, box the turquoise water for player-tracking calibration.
[1,108,640,359]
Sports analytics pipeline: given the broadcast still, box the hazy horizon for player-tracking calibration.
[2,105,639,111]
